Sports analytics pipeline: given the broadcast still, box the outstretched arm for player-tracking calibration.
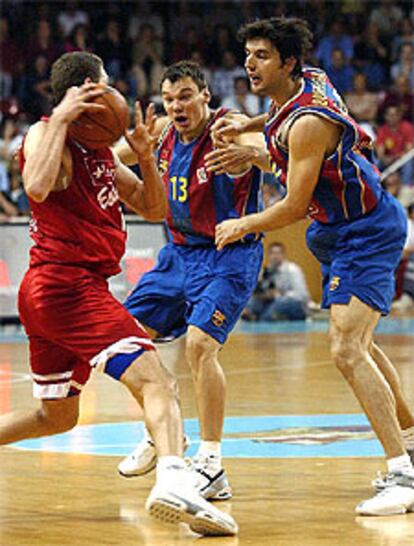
[215,115,340,249]
[115,102,167,221]
[211,113,267,145]
[115,109,169,166]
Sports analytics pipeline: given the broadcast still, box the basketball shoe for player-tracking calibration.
[146,469,238,536]
[189,454,233,501]
[118,435,189,477]
[372,449,414,491]
[356,470,414,516]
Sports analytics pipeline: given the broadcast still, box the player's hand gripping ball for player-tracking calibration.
[68,85,130,149]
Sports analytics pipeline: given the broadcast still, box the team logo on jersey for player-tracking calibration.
[329,276,340,291]
[211,309,226,327]
[159,158,168,175]
[196,167,208,185]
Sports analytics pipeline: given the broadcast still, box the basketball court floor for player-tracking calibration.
[1,317,414,545]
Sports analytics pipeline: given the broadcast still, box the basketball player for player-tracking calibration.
[116,61,268,500]
[0,52,237,536]
[211,18,414,516]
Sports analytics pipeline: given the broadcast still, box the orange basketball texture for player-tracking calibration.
[68,86,130,149]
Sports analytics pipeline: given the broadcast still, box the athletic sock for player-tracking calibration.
[387,454,414,475]
[156,456,191,487]
[197,441,222,471]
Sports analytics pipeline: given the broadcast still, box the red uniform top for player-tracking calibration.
[19,134,126,278]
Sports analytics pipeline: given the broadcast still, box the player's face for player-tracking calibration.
[161,77,210,139]
[244,39,295,99]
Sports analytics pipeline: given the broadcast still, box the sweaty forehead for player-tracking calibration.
[161,77,199,96]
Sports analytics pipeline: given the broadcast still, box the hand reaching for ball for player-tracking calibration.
[125,102,158,163]
[53,83,106,125]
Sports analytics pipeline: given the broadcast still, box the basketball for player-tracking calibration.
[68,85,130,149]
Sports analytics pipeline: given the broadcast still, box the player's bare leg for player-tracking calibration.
[120,351,183,457]
[185,325,232,500]
[0,396,79,444]
[121,349,237,535]
[330,297,414,515]
[369,342,414,433]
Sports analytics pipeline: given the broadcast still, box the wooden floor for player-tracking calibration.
[1,321,414,545]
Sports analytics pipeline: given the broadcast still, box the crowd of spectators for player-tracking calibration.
[0,0,413,222]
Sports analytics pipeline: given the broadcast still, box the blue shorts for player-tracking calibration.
[124,241,263,344]
[306,192,407,315]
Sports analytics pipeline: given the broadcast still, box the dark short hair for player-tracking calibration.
[238,17,313,79]
[161,61,207,91]
[51,51,103,104]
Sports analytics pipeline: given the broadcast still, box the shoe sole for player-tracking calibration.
[147,498,237,536]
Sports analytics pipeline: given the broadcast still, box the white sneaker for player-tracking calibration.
[190,455,233,501]
[118,435,189,478]
[357,471,414,516]
[146,480,238,536]
[372,450,414,492]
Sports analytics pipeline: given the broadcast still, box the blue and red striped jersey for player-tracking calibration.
[265,68,382,224]
[158,108,262,245]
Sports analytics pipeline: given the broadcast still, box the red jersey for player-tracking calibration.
[20,134,126,278]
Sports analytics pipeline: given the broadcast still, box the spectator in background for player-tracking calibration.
[391,43,414,91]
[57,0,89,39]
[391,19,414,63]
[208,24,240,67]
[369,0,404,42]
[0,118,27,191]
[96,19,130,82]
[130,23,164,98]
[0,16,23,98]
[221,76,260,116]
[25,19,63,66]
[392,203,414,311]
[18,55,52,121]
[344,72,378,137]
[172,26,207,64]
[376,106,414,186]
[4,156,29,215]
[353,21,388,90]
[211,50,245,101]
[379,75,414,123]
[64,23,93,53]
[127,1,164,42]
[315,20,353,70]
[383,171,414,209]
[325,48,354,95]
[0,188,18,221]
[242,242,309,322]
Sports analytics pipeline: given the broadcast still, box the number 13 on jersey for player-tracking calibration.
[170,176,188,202]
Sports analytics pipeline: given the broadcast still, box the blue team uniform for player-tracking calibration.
[265,68,407,314]
[124,108,263,343]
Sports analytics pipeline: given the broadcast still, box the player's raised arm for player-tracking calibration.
[211,113,267,146]
[215,115,337,249]
[23,83,104,202]
[115,104,168,166]
[115,102,167,221]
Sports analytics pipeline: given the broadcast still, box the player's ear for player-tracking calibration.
[202,87,211,104]
[84,77,93,84]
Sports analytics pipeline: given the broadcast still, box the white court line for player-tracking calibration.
[0,370,31,384]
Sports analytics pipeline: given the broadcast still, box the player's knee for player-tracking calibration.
[186,331,218,370]
[330,331,362,375]
[37,405,79,434]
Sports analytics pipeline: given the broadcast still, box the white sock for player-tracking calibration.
[197,441,221,465]
[387,454,414,475]
[156,456,189,486]
[402,426,414,451]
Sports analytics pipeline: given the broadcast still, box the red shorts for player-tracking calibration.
[18,264,155,399]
